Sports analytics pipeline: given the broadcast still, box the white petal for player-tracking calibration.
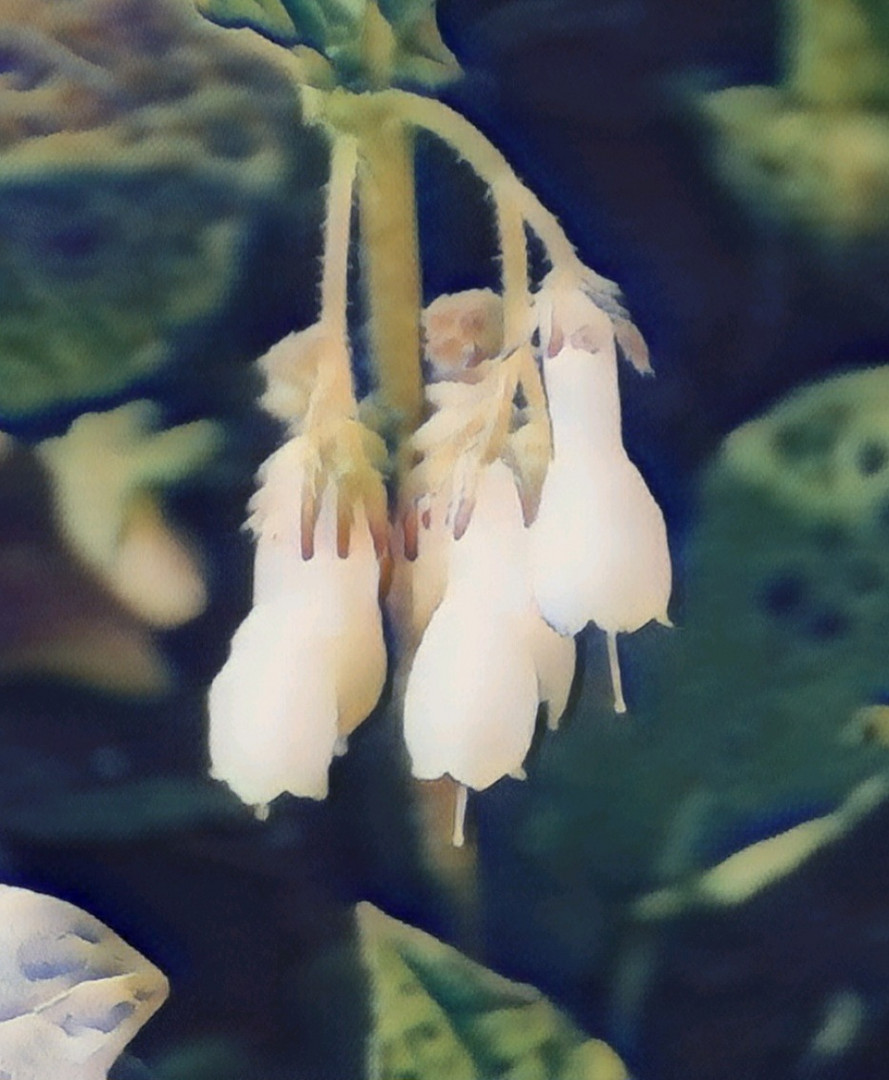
[529,441,598,635]
[448,461,533,611]
[334,578,387,738]
[525,614,576,729]
[403,598,538,791]
[388,497,450,655]
[531,346,672,635]
[208,601,338,805]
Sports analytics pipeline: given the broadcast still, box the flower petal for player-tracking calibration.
[525,613,576,730]
[531,346,672,634]
[208,601,338,805]
[404,598,538,791]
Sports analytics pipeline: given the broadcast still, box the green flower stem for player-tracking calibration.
[491,178,550,431]
[381,88,585,280]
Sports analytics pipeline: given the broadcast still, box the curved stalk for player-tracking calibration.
[491,178,549,426]
[381,89,588,282]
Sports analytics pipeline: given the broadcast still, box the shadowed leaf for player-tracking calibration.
[357,903,629,1079]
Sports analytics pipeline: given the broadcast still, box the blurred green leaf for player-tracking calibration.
[0,776,245,842]
[196,0,332,47]
[195,0,299,41]
[0,0,308,417]
[197,0,459,88]
[357,903,629,1079]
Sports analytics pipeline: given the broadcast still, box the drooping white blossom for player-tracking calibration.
[397,293,580,814]
[209,437,386,809]
[403,462,540,792]
[530,280,671,711]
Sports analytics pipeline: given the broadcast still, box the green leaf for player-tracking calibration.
[195,0,300,42]
[356,903,630,1080]
[383,0,461,87]
[0,886,168,1080]
[198,0,361,51]
[0,776,246,843]
[197,0,459,89]
[0,0,307,417]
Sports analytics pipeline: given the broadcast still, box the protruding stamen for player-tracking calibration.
[453,783,468,848]
[607,631,627,714]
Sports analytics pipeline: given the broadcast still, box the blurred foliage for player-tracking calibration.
[0,444,175,693]
[151,1035,254,1080]
[472,364,889,1076]
[0,0,312,419]
[701,0,889,234]
[196,0,461,89]
[357,902,629,1079]
[0,777,245,844]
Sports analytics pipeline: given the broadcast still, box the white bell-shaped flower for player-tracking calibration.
[209,439,386,809]
[404,462,553,794]
[530,290,671,712]
[208,599,340,804]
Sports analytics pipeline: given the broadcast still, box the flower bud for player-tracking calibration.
[422,289,503,382]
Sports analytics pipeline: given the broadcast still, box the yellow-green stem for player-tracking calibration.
[356,114,424,437]
[382,88,584,279]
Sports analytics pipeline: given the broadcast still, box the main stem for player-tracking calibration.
[356,113,424,437]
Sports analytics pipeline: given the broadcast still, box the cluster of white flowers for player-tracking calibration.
[208,272,672,840]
